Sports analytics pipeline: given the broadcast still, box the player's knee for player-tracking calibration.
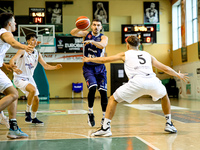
[99,90,107,97]
[89,86,97,93]
[10,93,19,101]
[30,88,36,94]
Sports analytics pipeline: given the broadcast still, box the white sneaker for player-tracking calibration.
[165,122,177,133]
[0,116,10,129]
[91,126,112,137]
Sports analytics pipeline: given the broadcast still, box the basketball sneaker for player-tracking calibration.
[165,122,177,133]
[7,128,29,139]
[91,126,112,137]
[25,111,32,123]
[101,118,104,125]
[32,118,44,126]
[0,116,10,129]
[88,113,95,127]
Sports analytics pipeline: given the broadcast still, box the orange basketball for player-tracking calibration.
[75,16,90,30]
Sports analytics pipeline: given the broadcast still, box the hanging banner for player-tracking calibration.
[181,0,187,62]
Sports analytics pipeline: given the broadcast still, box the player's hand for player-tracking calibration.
[3,63,13,72]
[13,68,22,75]
[24,45,34,54]
[55,64,62,69]
[83,40,94,46]
[82,56,91,62]
[177,71,189,82]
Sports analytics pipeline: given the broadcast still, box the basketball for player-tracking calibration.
[75,16,90,30]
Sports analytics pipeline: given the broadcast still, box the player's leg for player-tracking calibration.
[91,95,117,137]
[161,94,177,133]
[97,67,108,125]
[148,76,177,133]
[25,83,36,123]
[31,96,44,126]
[83,65,97,127]
[3,86,28,138]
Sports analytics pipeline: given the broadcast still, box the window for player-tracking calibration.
[172,2,181,50]
[192,0,198,43]
[177,4,181,48]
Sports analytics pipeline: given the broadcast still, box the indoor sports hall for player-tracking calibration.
[0,0,200,150]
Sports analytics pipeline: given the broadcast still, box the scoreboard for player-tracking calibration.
[121,24,157,44]
[29,8,45,24]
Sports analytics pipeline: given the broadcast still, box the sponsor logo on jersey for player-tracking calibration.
[88,34,92,39]
[25,63,34,69]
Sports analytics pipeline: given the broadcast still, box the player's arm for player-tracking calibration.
[70,28,89,37]
[151,56,189,82]
[38,53,62,70]
[9,50,24,74]
[9,50,25,67]
[1,32,34,53]
[83,52,125,64]
[146,8,150,19]
[83,35,108,49]
[1,63,12,72]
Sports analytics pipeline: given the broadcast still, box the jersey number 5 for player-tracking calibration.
[138,55,146,64]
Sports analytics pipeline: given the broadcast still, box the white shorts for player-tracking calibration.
[13,76,39,97]
[0,69,13,93]
[113,76,167,103]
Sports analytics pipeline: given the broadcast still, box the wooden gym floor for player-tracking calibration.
[0,97,200,150]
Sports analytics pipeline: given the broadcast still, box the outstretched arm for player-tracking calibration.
[70,28,89,37]
[83,35,108,49]
[151,56,189,82]
[38,53,62,70]
[1,32,34,53]
[83,52,125,64]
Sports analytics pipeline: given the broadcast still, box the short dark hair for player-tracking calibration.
[92,19,102,25]
[25,33,38,41]
[0,12,14,28]
[126,36,140,47]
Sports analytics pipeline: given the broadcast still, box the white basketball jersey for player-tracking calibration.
[124,50,155,79]
[0,28,11,67]
[14,49,39,78]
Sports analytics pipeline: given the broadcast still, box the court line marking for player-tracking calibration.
[135,136,160,150]
[148,111,186,124]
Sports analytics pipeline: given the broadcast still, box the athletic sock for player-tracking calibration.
[88,107,93,114]
[26,104,32,112]
[102,112,105,118]
[103,118,111,129]
[165,114,171,123]
[31,111,37,119]
[0,111,6,119]
[9,119,18,130]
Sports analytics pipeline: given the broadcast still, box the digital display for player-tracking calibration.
[121,24,157,44]
[29,8,45,24]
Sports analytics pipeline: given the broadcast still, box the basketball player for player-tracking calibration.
[0,12,34,138]
[70,19,108,127]
[10,33,62,126]
[94,3,107,24]
[83,36,189,136]
[145,3,158,23]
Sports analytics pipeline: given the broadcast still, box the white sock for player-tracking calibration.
[31,111,37,119]
[0,111,5,118]
[26,104,32,112]
[88,107,93,114]
[103,118,111,129]
[165,114,171,123]
[102,112,105,118]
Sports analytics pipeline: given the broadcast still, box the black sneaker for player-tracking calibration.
[88,113,95,127]
[32,118,44,126]
[25,112,32,123]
